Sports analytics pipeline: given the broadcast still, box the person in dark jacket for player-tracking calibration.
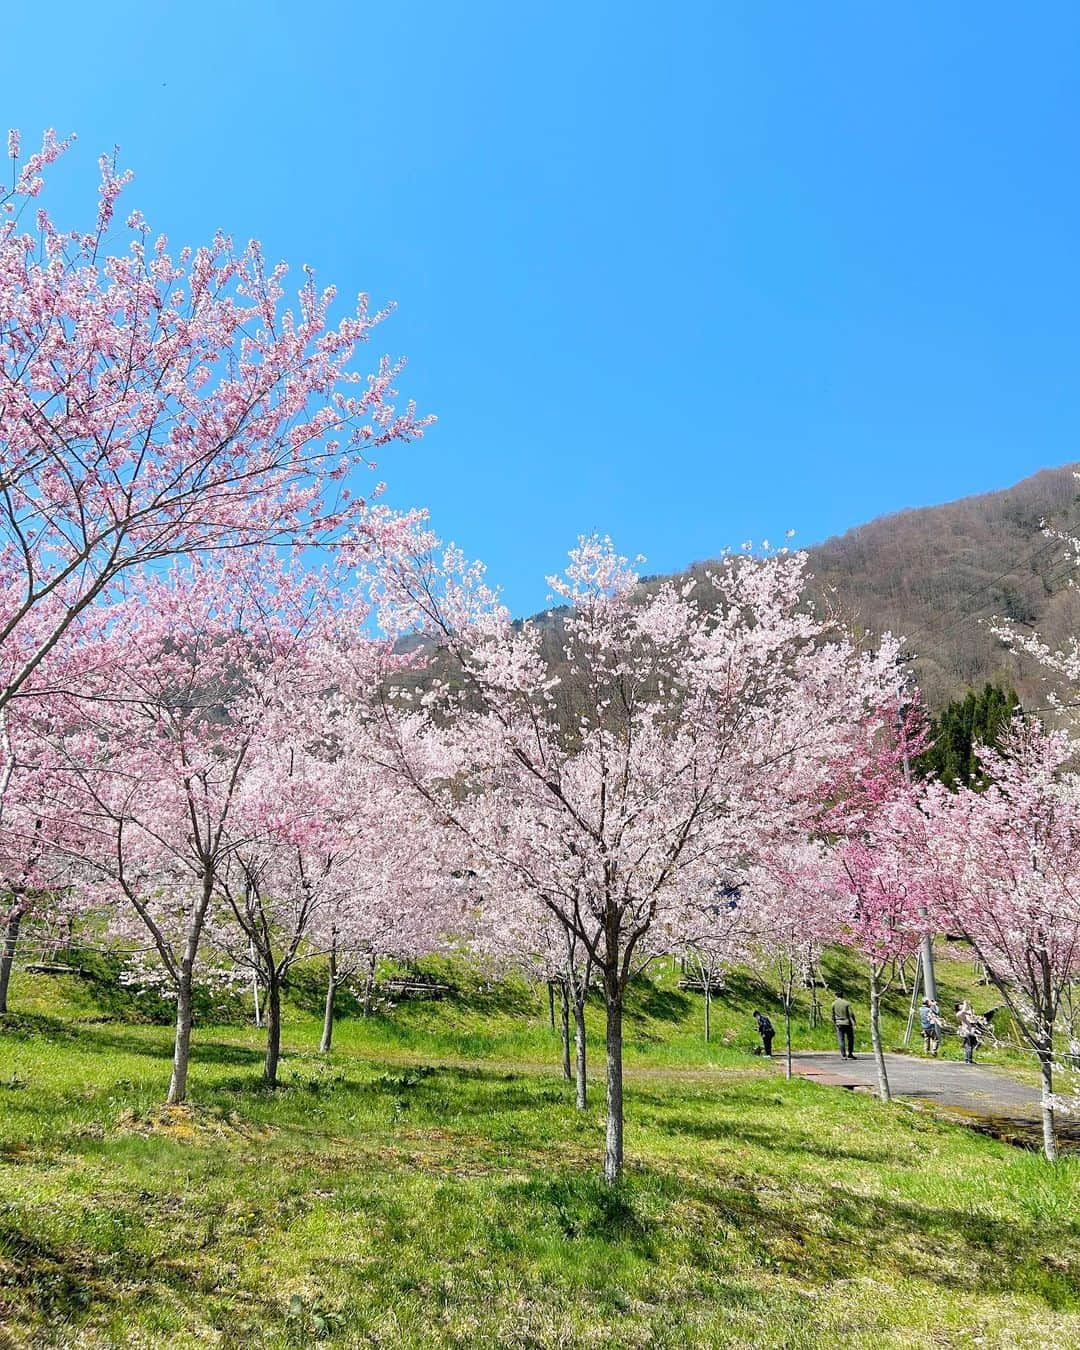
[753,1010,775,1057]
[830,993,856,1059]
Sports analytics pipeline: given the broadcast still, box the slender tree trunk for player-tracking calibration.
[548,979,556,1030]
[264,973,282,1086]
[704,973,711,1043]
[780,960,794,1080]
[362,948,376,1017]
[320,940,338,1054]
[0,907,23,1014]
[165,875,213,1106]
[560,979,572,1080]
[167,966,195,1105]
[574,993,587,1110]
[785,1000,793,1080]
[869,964,891,1104]
[1037,1045,1058,1162]
[1035,960,1058,1161]
[249,939,262,1027]
[603,976,624,1183]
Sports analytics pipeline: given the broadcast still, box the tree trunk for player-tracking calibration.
[869,964,891,1104]
[0,907,23,1014]
[249,938,262,1027]
[785,1000,793,1080]
[320,941,338,1054]
[362,948,376,1017]
[560,979,572,1080]
[603,978,624,1183]
[574,993,587,1110]
[167,967,195,1105]
[264,973,282,1086]
[1037,1044,1058,1163]
[704,975,711,1043]
[165,875,212,1105]
[548,979,556,1030]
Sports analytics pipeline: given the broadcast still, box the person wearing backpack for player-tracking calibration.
[753,1010,775,1057]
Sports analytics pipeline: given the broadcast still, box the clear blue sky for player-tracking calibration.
[5,2,1080,614]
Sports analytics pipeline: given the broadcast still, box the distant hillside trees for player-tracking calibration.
[915,683,1019,789]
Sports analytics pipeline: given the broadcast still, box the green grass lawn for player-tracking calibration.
[0,955,1076,1347]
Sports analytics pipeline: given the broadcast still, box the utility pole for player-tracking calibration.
[896,660,938,1006]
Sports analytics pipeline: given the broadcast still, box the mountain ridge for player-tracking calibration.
[801,462,1080,708]
[520,464,1080,711]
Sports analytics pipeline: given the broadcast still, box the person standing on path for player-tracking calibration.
[831,992,856,1059]
[918,998,941,1056]
[956,1001,981,1064]
[753,1010,775,1057]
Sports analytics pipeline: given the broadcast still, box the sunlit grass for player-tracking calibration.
[0,957,1074,1346]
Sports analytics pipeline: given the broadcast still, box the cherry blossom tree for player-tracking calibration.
[917,723,1080,1160]
[210,733,349,1085]
[208,688,444,1078]
[36,551,347,1102]
[0,128,429,723]
[308,764,468,1056]
[0,705,46,1011]
[749,841,843,1078]
[820,693,928,1102]
[359,533,900,1181]
[0,608,116,1009]
[469,883,596,1106]
[836,817,925,1103]
[683,884,753,1046]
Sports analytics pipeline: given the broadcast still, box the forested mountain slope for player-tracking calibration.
[557,464,1080,713]
[801,463,1080,708]
[412,464,1080,714]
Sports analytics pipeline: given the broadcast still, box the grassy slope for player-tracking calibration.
[0,954,1076,1348]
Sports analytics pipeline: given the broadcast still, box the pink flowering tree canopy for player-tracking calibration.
[748,840,844,1076]
[917,721,1080,1158]
[357,532,901,1181]
[0,129,430,713]
[33,550,361,1101]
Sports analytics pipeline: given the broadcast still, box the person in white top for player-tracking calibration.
[955,1001,980,1063]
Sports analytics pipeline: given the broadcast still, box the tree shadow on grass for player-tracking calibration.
[82,1028,265,1068]
[709,967,777,1009]
[624,983,693,1026]
[504,1173,658,1254]
[645,1164,1079,1310]
[0,1207,281,1339]
[652,1113,895,1165]
[196,1060,563,1122]
[0,1010,80,1041]
[360,1066,563,1115]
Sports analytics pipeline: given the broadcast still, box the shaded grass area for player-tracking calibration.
[10,939,1025,1071]
[0,959,1077,1346]
[311,946,1036,1084]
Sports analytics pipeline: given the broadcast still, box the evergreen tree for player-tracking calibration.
[914,683,1019,790]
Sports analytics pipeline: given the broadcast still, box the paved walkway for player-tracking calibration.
[787,1050,1077,1148]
